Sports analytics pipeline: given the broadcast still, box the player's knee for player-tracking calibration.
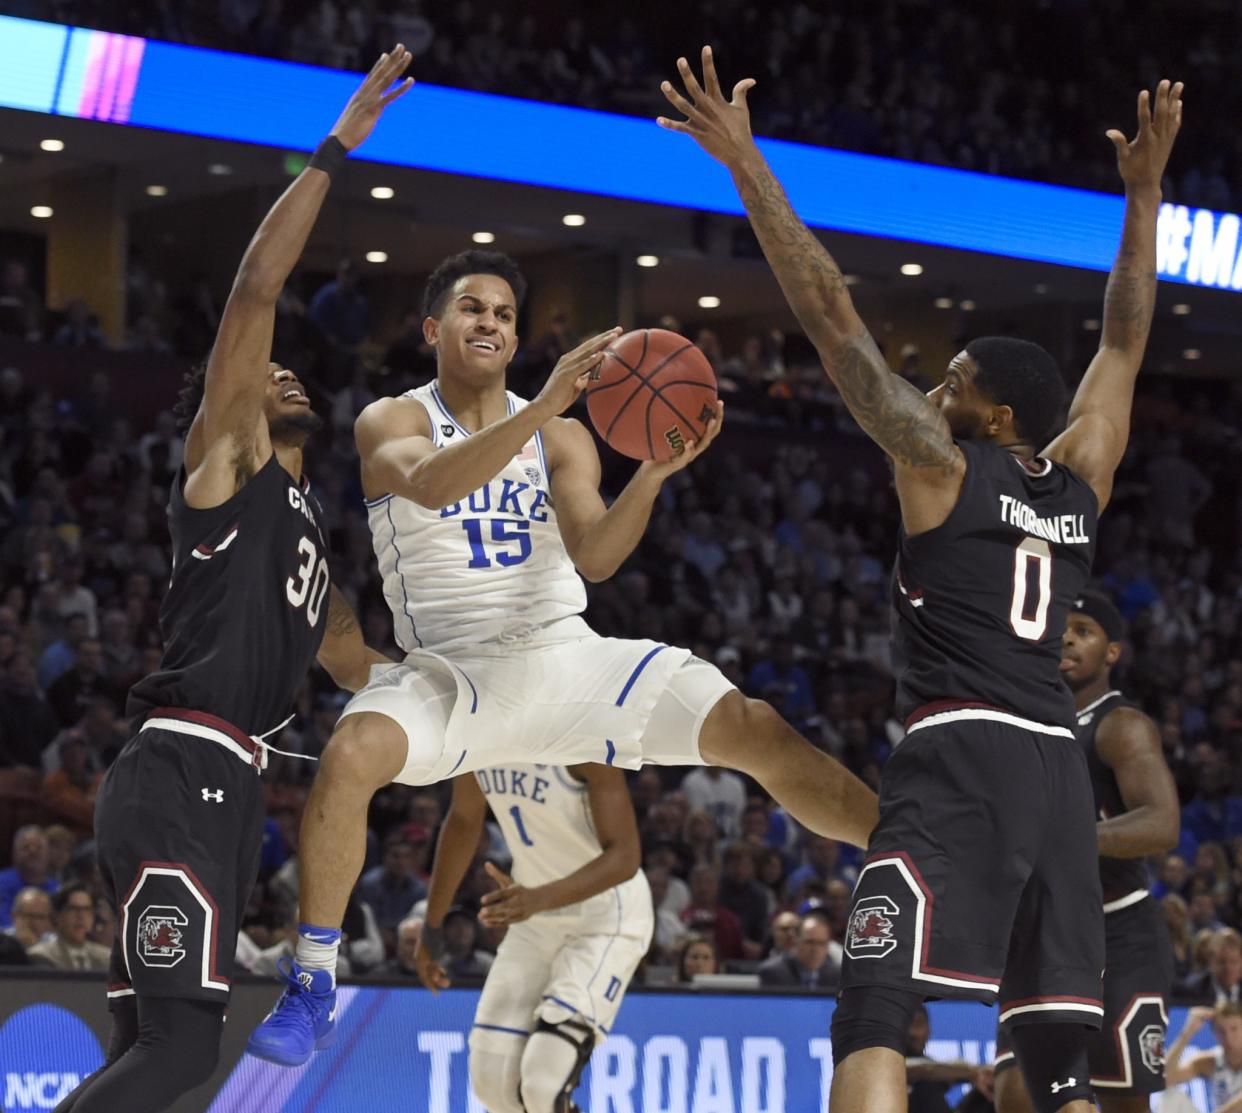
[830,986,923,1066]
[519,1023,592,1113]
[700,692,782,770]
[993,1060,1037,1113]
[469,1052,524,1113]
[321,713,405,790]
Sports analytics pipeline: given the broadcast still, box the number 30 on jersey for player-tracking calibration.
[286,536,329,626]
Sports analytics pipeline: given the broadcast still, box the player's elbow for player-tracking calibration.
[575,559,615,584]
[605,839,642,881]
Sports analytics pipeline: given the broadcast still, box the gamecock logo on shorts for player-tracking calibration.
[136,905,189,968]
[845,896,899,959]
[1138,1024,1165,1074]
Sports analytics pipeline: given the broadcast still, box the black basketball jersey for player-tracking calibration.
[128,453,329,736]
[892,438,1098,729]
[1077,690,1150,903]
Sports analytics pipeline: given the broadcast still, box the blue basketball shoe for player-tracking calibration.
[245,956,337,1066]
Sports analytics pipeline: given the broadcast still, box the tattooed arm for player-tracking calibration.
[1042,80,1182,511]
[317,585,392,692]
[659,48,964,532]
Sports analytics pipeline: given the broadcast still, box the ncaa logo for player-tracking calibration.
[845,896,900,959]
[137,905,188,967]
[1138,1024,1165,1073]
[0,1004,104,1110]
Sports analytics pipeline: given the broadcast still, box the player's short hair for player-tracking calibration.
[965,336,1067,448]
[173,361,208,434]
[52,882,91,916]
[421,250,528,319]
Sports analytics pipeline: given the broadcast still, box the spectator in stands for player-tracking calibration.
[41,733,103,832]
[1178,927,1242,1005]
[27,883,109,970]
[0,826,59,928]
[308,258,369,387]
[680,764,747,839]
[47,638,121,726]
[357,832,429,946]
[680,862,745,962]
[37,613,90,691]
[441,906,493,981]
[6,887,53,949]
[0,260,42,340]
[1182,758,1242,853]
[786,834,855,898]
[757,912,839,991]
[1165,893,1195,983]
[43,823,76,883]
[767,909,801,960]
[646,865,688,961]
[90,894,115,950]
[717,842,771,956]
[51,299,105,349]
[376,915,423,978]
[746,637,816,728]
[0,652,59,768]
[1164,1003,1242,1103]
[676,933,719,984]
[905,1003,995,1113]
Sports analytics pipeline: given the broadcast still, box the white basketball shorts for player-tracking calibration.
[340,616,735,786]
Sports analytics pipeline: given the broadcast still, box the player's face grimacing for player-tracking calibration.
[264,364,323,444]
[926,351,996,441]
[1059,611,1118,689]
[425,274,518,384]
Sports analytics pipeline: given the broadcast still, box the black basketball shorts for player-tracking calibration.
[995,894,1172,1094]
[839,710,1104,1029]
[96,715,266,1005]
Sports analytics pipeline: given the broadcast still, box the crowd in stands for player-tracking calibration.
[1,238,1241,994]
[17,0,1239,209]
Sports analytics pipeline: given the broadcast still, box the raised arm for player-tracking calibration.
[415,774,489,992]
[1043,80,1183,510]
[1094,706,1179,858]
[356,328,620,509]
[659,48,963,528]
[477,764,642,926]
[184,47,414,509]
[1162,1007,1216,1085]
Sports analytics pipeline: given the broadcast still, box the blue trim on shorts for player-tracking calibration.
[473,1022,529,1037]
[582,888,622,1028]
[604,739,616,765]
[447,750,467,776]
[541,994,584,1018]
[616,645,667,706]
[384,500,421,649]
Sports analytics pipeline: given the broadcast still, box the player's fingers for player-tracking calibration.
[676,56,706,102]
[381,77,416,107]
[656,117,698,136]
[732,78,757,108]
[571,327,623,359]
[1135,88,1151,136]
[1152,79,1170,128]
[660,81,698,121]
[1104,129,1128,157]
[483,861,512,886]
[701,46,723,100]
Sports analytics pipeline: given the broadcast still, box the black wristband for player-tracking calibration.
[422,923,446,961]
[308,135,347,177]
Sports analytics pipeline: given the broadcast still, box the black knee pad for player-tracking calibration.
[1009,1023,1091,1113]
[143,998,225,1089]
[830,986,924,1066]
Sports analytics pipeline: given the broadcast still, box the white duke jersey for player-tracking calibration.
[366,382,587,655]
[475,763,650,920]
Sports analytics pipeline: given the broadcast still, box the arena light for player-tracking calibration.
[933,297,954,309]
[697,295,721,308]
[365,250,388,263]
[145,184,167,197]
[207,162,232,176]
[959,299,977,311]
[39,137,63,151]
[30,204,53,218]
[1183,348,1201,360]
[1171,303,1191,315]
[561,213,587,227]
[370,185,394,199]
[1033,283,1049,294]
[900,263,924,276]
[471,231,495,244]
[2,14,1239,291]
[636,255,660,267]
[1082,318,1101,331]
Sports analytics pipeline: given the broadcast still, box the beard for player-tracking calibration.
[269,408,324,446]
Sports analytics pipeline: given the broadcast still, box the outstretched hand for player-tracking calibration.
[1107,78,1183,194]
[657,46,758,168]
[330,45,415,152]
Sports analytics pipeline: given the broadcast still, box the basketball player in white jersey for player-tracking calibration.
[416,763,651,1113]
[249,249,877,1063]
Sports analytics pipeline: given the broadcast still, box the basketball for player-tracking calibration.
[585,329,719,462]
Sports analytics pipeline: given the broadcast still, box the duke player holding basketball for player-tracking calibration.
[660,48,1181,1113]
[247,250,878,1058]
[52,52,411,1113]
[993,591,1177,1113]
[416,764,651,1113]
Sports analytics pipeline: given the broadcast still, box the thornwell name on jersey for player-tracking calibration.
[997,495,1090,546]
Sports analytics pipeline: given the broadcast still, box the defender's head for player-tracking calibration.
[928,337,1067,448]
[421,250,527,385]
[1060,589,1125,691]
[174,363,323,447]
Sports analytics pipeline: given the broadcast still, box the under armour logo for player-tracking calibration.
[1050,1078,1076,1094]
[201,788,224,803]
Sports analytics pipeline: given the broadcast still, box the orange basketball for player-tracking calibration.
[585,329,718,462]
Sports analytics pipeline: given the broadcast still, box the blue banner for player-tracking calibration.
[0,14,1239,290]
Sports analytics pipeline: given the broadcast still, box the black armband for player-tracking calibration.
[422,923,446,961]
[308,135,347,177]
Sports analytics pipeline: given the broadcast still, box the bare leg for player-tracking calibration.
[994,1065,1037,1113]
[698,692,879,848]
[298,712,406,928]
[829,1048,907,1113]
